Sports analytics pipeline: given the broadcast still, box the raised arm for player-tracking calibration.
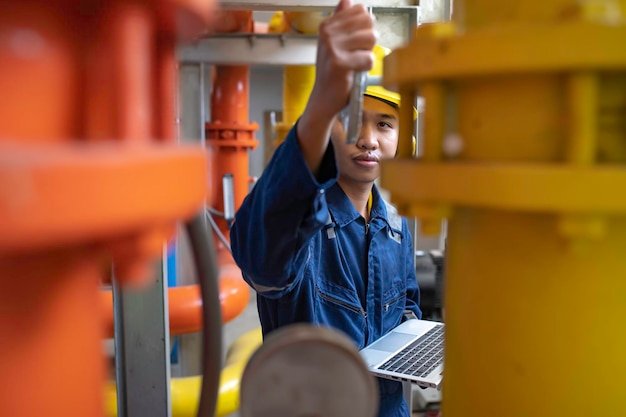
[296,0,376,177]
[230,0,377,297]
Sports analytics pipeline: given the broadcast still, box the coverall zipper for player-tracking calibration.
[384,293,404,312]
[317,288,367,317]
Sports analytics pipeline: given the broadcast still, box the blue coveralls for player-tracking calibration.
[230,125,422,417]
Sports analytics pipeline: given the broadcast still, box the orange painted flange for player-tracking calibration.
[0,143,207,254]
[206,122,260,145]
[205,138,259,149]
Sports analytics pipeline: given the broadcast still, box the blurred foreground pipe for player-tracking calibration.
[381,1,626,416]
[0,252,104,417]
[0,1,215,416]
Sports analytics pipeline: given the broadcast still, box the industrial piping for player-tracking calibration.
[95,10,254,348]
[100,276,249,338]
[204,10,259,303]
[270,11,321,146]
[106,11,264,417]
[381,1,626,416]
[0,1,214,417]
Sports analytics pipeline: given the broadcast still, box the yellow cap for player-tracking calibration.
[365,45,417,120]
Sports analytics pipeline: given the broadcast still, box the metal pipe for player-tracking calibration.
[100,277,250,338]
[222,174,235,223]
[272,11,321,147]
[0,2,215,417]
[206,10,258,235]
[382,1,626,416]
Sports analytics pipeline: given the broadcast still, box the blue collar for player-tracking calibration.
[326,183,390,228]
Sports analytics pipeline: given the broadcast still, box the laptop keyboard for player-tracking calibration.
[379,325,444,378]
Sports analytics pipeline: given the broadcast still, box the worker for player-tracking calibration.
[230,0,421,416]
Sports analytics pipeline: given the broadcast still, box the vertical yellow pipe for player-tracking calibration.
[397,90,416,159]
[559,72,602,248]
[372,1,626,416]
[420,82,445,162]
[271,12,319,147]
[566,72,597,166]
[274,65,316,146]
[439,1,626,416]
[444,210,626,417]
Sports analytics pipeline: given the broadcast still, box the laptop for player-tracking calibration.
[359,319,444,389]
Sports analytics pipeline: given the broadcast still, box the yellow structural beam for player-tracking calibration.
[382,162,626,213]
[383,23,626,87]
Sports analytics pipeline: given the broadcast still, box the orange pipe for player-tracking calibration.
[98,10,257,345]
[100,272,250,338]
[0,2,215,417]
[0,251,105,417]
[206,11,258,219]
[210,66,250,124]
[204,13,259,315]
[0,2,79,144]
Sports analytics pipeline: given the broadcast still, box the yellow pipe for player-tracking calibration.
[396,89,416,159]
[282,65,316,130]
[381,1,626,416]
[271,12,319,146]
[566,72,597,166]
[104,328,262,417]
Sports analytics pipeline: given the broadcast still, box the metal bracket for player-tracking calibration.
[177,7,418,65]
